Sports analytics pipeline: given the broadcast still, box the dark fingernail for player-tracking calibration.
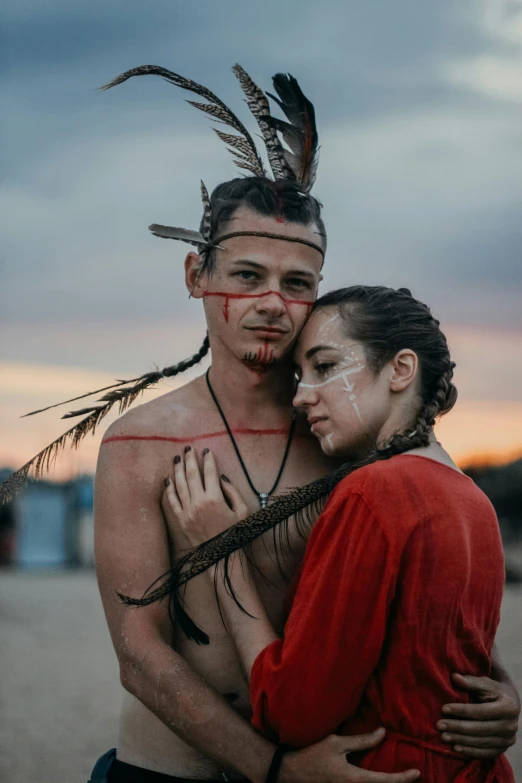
[221,474,230,483]
[184,445,191,453]
[203,448,209,456]
[454,746,462,753]
[442,733,451,742]
[164,477,170,487]
[174,455,181,465]
[437,722,447,730]
[442,706,451,714]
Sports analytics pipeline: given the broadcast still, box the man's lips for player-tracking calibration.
[246,326,289,338]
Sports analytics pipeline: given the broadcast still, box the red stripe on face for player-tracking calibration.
[202,290,313,308]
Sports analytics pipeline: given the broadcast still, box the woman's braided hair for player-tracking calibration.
[121,285,457,645]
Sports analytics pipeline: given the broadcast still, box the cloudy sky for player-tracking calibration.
[1,0,521,477]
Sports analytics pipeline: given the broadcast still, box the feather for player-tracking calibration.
[148,224,207,247]
[21,377,143,418]
[100,65,266,177]
[0,407,110,505]
[1,336,211,504]
[266,73,319,191]
[232,64,293,181]
[199,181,212,243]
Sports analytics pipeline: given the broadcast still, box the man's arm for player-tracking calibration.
[94,430,275,783]
[438,646,520,758]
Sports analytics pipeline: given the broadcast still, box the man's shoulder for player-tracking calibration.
[102,375,205,441]
[97,375,208,476]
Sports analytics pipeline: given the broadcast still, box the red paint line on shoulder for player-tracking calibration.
[103,427,304,446]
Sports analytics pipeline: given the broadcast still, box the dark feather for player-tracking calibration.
[148,224,207,247]
[267,73,319,191]
[100,65,266,177]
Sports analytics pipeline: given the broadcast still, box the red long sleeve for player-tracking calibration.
[248,456,513,781]
[250,491,398,747]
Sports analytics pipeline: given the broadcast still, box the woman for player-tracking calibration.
[163,286,515,781]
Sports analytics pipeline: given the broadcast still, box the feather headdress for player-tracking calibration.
[0,63,320,503]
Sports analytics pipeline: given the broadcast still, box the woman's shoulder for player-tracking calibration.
[336,453,471,495]
[328,453,487,532]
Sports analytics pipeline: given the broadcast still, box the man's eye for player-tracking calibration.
[234,270,258,281]
[286,278,310,289]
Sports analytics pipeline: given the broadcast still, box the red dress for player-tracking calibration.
[250,455,514,782]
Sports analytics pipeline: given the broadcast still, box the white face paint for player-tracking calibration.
[293,308,391,458]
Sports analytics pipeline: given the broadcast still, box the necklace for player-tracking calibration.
[205,369,297,509]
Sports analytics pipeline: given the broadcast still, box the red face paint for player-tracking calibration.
[202,290,314,322]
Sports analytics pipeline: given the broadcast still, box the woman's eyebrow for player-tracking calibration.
[305,344,339,360]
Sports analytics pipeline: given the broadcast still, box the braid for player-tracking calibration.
[0,335,211,504]
[162,334,210,379]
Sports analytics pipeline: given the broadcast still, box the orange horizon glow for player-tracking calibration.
[1,356,521,482]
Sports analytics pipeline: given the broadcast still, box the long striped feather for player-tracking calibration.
[100,65,266,177]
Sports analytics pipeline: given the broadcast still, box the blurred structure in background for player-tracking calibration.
[0,458,521,578]
[0,469,94,569]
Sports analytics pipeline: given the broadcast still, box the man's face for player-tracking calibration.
[188,208,324,369]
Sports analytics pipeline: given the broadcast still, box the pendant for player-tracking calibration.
[259,492,269,509]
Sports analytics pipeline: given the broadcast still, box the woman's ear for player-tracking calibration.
[389,349,418,393]
[185,252,206,298]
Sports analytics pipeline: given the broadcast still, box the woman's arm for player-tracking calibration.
[165,448,519,756]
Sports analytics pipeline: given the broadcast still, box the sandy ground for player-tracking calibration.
[1,571,521,783]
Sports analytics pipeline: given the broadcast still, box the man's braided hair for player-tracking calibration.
[120,285,457,645]
[0,179,325,504]
[0,61,325,503]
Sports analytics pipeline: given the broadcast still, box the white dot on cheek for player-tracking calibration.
[349,394,356,400]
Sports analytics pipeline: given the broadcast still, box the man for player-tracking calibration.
[1,64,517,783]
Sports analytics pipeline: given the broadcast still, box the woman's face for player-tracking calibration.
[293,307,393,459]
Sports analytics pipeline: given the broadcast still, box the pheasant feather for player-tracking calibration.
[232,64,293,181]
[100,65,266,178]
[1,336,211,503]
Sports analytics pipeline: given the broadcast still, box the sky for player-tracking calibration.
[1,0,521,478]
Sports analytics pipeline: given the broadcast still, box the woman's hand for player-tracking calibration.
[163,446,249,548]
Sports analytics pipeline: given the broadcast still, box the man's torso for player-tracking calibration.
[100,373,334,777]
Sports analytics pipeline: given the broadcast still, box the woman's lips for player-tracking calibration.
[308,416,328,433]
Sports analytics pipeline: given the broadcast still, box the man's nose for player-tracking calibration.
[255,291,287,317]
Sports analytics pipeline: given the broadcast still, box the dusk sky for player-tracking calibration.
[1,0,521,478]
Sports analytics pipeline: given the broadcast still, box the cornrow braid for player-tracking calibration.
[120,286,458,645]
[0,336,211,504]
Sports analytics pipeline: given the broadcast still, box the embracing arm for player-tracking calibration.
[94,429,276,783]
[437,645,520,758]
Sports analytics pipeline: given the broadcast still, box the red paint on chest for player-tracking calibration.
[103,426,299,446]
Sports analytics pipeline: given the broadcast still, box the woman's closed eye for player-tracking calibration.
[314,361,336,375]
